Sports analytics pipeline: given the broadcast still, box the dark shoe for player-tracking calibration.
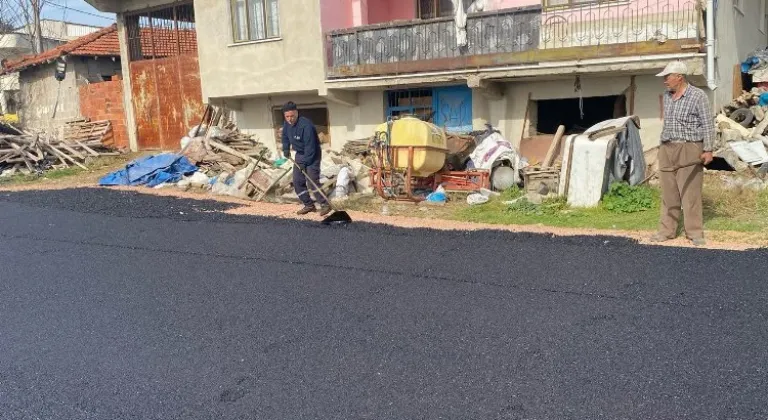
[691,237,706,246]
[318,205,331,217]
[649,232,673,242]
[296,206,316,215]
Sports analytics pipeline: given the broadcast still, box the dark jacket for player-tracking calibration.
[282,116,321,165]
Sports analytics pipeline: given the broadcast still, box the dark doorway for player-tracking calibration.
[272,105,330,150]
[536,95,626,135]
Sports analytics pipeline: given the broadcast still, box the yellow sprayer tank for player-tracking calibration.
[375,117,448,177]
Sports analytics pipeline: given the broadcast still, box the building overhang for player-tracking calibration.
[84,0,186,14]
[323,53,707,90]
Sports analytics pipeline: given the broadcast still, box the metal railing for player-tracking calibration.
[540,0,700,49]
[326,0,701,74]
[327,6,541,69]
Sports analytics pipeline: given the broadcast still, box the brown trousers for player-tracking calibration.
[657,142,704,239]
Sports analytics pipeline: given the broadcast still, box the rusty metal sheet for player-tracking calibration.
[130,54,203,150]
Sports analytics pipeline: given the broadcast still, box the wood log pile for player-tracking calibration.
[0,119,120,175]
[181,104,272,177]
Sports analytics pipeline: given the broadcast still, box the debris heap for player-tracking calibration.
[0,119,121,176]
[716,88,768,172]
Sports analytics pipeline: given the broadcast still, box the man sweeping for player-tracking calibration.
[281,101,331,216]
[651,61,715,246]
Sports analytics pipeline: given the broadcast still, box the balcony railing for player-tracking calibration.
[326,0,702,78]
[540,0,701,49]
[327,6,541,72]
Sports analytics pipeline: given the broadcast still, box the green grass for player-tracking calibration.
[0,167,84,185]
[453,181,768,233]
[0,155,134,186]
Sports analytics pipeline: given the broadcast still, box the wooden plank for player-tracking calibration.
[9,142,39,161]
[74,140,101,157]
[733,64,744,100]
[46,145,88,170]
[208,139,258,164]
[58,142,87,160]
[543,125,566,167]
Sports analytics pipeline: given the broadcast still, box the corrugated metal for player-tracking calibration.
[126,2,202,150]
[130,54,203,149]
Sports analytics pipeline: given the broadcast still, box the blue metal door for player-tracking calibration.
[433,85,473,133]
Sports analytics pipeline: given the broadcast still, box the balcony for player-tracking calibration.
[326,0,703,78]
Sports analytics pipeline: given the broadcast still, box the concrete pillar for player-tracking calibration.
[0,91,7,114]
[116,14,139,152]
[471,88,490,130]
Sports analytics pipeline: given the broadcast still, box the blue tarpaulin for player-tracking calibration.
[99,153,198,187]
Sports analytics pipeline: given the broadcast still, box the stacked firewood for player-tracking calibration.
[0,119,120,174]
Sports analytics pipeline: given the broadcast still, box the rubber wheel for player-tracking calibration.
[730,108,754,127]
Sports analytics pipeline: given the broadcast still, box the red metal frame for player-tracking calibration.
[434,169,490,191]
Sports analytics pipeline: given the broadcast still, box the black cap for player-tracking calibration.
[282,101,297,113]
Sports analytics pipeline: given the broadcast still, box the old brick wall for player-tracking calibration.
[79,77,129,150]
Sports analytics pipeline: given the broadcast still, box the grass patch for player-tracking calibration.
[0,154,135,186]
[453,178,768,233]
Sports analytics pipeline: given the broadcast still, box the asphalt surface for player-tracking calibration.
[1,188,767,419]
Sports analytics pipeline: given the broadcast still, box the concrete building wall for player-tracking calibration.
[232,90,384,155]
[327,90,384,149]
[194,0,326,100]
[235,93,327,155]
[18,63,81,133]
[501,75,666,150]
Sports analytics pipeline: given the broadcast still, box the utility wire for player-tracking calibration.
[44,1,115,21]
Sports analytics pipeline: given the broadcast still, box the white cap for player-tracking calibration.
[656,61,688,77]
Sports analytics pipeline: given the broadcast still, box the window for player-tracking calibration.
[231,0,280,42]
[385,85,473,133]
[418,0,454,19]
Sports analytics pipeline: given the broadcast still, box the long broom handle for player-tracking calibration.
[285,156,334,206]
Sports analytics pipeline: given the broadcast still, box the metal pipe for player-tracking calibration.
[706,0,717,90]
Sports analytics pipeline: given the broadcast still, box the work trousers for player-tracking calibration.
[293,158,327,208]
[657,141,704,240]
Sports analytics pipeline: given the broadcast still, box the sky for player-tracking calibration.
[41,0,116,27]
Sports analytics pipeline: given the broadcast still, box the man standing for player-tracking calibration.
[281,101,330,216]
[652,61,715,246]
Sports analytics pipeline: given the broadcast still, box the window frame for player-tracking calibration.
[230,0,280,43]
[417,0,454,20]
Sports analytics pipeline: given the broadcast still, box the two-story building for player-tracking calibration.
[85,0,768,155]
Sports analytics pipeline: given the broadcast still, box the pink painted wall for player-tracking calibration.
[320,0,543,32]
[320,0,355,32]
[367,0,416,25]
[487,0,538,10]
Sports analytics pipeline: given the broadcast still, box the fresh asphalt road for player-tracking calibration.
[1,188,767,420]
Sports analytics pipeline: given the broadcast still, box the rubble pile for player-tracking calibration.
[1,119,121,176]
[715,88,768,171]
[162,105,373,202]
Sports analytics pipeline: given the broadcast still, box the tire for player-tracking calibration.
[730,108,754,127]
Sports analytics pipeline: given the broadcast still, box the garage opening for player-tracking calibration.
[272,105,330,150]
[535,95,627,135]
[519,94,627,164]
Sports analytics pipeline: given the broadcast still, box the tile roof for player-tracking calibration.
[0,24,199,75]
[1,24,120,75]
